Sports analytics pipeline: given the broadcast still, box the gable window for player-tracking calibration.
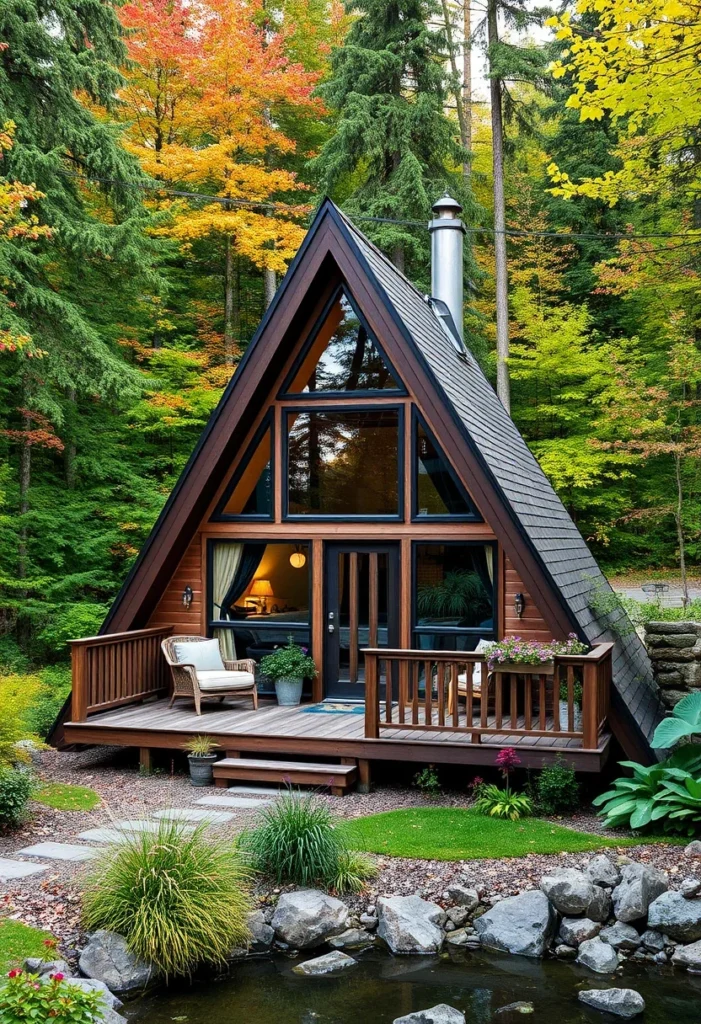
[212,417,273,520]
[413,413,480,520]
[285,407,402,518]
[413,542,496,651]
[282,287,403,395]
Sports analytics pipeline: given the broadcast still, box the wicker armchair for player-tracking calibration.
[161,635,258,716]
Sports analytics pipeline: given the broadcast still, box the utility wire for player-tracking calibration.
[57,169,701,244]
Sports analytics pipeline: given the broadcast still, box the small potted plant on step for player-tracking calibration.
[183,735,218,786]
[260,636,317,707]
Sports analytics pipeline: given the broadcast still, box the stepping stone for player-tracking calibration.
[114,820,196,834]
[153,808,234,824]
[0,857,49,880]
[77,828,131,844]
[229,785,281,796]
[195,795,273,809]
[18,842,97,862]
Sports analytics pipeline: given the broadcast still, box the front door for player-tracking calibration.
[324,543,400,700]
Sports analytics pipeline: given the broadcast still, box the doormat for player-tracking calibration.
[301,703,365,715]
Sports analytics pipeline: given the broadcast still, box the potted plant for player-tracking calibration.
[260,637,317,706]
[559,678,583,732]
[183,735,218,786]
[484,633,588,675]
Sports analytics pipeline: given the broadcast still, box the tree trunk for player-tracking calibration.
[65,386,76,489]
[264,267,276,308]
[674,452,690,608]
[224,232,236,366]
[18,409,31,582]
[463,0,471,166]
[441,0,470,174]
[488,0,510,412]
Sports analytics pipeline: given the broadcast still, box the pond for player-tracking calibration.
[130,948,701,1023]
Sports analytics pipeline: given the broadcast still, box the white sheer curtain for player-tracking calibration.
[212,542,242,661]
[484,545,494,585]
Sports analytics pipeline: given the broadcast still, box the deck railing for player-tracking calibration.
[69,626,173,721]
[362,642,613,749]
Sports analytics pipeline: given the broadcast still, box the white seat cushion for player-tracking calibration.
[174,639,225,672]
[196,670,255,692]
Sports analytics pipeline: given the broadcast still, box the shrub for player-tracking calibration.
[413,766,441,797]
[0,767,33,827]
[36,603,108,661]
[535,757,580,815]
[82,819,251,978]
[24,666,71,739]
[593,745,701,833]
[0,637,30,677]
[0,969,102,1024]
[0,675,41,765]
[474,783,533,821]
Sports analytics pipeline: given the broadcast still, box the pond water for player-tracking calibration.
[130,948,701,1023]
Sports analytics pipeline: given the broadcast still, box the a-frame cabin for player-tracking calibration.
[54,197,664,786]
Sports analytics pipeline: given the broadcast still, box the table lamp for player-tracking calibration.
[250,578,273,614]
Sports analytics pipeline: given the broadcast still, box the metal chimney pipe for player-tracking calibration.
[428,193,466,342]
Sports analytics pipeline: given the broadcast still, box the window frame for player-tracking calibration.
[411,408,482,523]
[283,403,405,522]
[411,539,498,648]
[278,284,407,399]
[210,410,274,523]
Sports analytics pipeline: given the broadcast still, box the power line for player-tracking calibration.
[56,169,701,244]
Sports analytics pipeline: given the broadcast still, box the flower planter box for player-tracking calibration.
[491,660,554,676]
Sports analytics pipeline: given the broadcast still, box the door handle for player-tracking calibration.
[328,611,335,634]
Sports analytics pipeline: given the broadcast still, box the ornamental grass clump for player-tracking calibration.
[82,819,251,979]
[241,790,376,893]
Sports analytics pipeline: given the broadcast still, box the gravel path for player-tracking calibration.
[0,747,693,960]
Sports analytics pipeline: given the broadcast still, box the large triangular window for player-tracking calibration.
[283,288,404,395]
[213,418,273,520]
[414,414,481,520]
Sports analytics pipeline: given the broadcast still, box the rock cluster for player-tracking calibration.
[644,620,701,709]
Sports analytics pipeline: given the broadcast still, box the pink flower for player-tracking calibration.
[7,970,21,979]
[495,747,521,772]
[50,972,65,981]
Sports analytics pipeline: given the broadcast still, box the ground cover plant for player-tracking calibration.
[82,819,251,978]
[34,783,100,812]
[0,969,103,1024]
[345,807,680,861]
[241,790,375,892]
[0,921,55,973]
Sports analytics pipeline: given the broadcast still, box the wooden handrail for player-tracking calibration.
[362,643,613,748]
[71,626,173,721]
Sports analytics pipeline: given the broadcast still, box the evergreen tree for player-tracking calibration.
[312,0,479,295]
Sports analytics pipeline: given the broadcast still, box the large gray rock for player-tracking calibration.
[558,917,601,946]
[586,855,621,889]
[685,840,701,857]
[474,890,556,958]
[578,988,645,1019]
[272,890,349,949]
[680,876,701,899]
[79,930,154,996]
[541,868,594,915]
[376,895,444,954]
[393,1005,465,1024]
[599,922,641,952]
[291,951,356,976]
[446,884,480,911]
[101,1010,128,1024]
[328,928,375,950]
[611,863,668,923]
[576,937,620,974]
[24,958,72,978]
[648,890,701,942]
[45,976,123,1012]
[671,939,701,970]
[640,929,665,953]
[247,910,274,951]
[587,885,612,923]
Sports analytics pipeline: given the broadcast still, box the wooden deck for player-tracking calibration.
[63,697,612,771]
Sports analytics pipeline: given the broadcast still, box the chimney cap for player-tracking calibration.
[432,192,463,218]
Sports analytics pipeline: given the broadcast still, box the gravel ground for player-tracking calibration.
[0,747,694,961]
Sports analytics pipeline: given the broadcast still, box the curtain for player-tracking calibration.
[485,545,494,584]
[212,543,243,661]
[221,542,266,619]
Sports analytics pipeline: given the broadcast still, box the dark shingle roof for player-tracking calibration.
[335,206,663,755]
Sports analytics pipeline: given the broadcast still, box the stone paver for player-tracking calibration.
[0,857,49,880]
[195,795,272,808]
[153,808,234,824]
[77,828,131,844]
[229,785,281,795]
[18,842,97,862]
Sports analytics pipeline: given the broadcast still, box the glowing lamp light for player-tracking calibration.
[289,545,307,569]
[250,578,273,613]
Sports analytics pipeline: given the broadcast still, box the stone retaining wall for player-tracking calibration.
[644,621,701,710]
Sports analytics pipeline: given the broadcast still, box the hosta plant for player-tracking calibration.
[652,691,701,749]
[652,775,701,834]
[593,745,701,832]
[474,783,533,821]
[0,970,103,1024]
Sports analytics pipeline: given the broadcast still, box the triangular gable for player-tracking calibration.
[90,198,661,761]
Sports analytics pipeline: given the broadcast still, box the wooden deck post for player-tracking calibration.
[357,758,372,794]
[139,747,153,773]
[364,652,379,738]
[582,661,599,750]
[71,642,88,722]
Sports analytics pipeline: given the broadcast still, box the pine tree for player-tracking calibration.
[313,0,479,293]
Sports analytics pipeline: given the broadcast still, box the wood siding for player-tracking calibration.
[503,556,552,641]
[149,536,202,634]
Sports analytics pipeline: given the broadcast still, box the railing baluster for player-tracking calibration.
[539,674,546,731]
[495,672,503,731]
[424,660,433,727]
[399,660,407,725]
[437,662,445,727]
[481,665,489,731]
[451,662,460,728]
[510,673,518,729]
[524,674,532,731]
[412,661,419,725]
[567,665,575,733]
[385,656,393,725]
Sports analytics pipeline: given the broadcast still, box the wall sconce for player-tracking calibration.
[182,585,193,609]
[289,545,306,569]
[514,592,525,618]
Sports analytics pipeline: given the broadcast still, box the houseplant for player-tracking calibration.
[183,735,218,786]
[260,638,317,706]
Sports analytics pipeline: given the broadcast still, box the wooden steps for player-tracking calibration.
[213,757,358,796]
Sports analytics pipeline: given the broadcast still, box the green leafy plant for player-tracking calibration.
[535,757,580,815]
[259,637,317,682]
[36,603,108,660]
[474,783,533,821]
[652,691,701,749]
[416,570,490,619]
[82,819,251,978]
[653,774,701,834]
[559,679,583,705]
[24,666,71,739]
[183,735,217,757]
[0,767,33,828]
[331,849,377,894]
[0,970,103,1024]
[593,746,701,831]
[413,766,441,797]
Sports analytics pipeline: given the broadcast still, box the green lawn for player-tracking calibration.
[344,808,679,861]
[0,921,55,972]
[34,783,100,812]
